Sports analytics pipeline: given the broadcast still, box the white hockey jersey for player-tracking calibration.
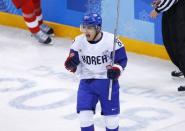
[71,31,127,79]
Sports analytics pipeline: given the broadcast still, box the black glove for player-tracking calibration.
[64,53,79,72]
[107,65,121,80]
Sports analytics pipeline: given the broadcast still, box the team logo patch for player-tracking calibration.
[102,50,111,58]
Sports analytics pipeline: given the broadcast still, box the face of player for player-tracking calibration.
[81,25,99,41]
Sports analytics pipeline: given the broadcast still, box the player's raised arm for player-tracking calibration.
[107,38,128,80]
[114,38,128,70]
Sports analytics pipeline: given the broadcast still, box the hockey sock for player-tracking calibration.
[32,0,43,26]
[81,125,94,131]
[106,127,119,131]
[21,0,40,33]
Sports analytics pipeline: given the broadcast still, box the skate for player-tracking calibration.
[33,30,52,44]
[40,24,54,36]
[171,70,184,77]
[178,86,185,91]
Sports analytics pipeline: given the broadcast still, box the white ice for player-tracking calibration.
[0,25,185,131]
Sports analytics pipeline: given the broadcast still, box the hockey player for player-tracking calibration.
[12,0,54,44]
[64,13,127,131]
[150,0,185,91]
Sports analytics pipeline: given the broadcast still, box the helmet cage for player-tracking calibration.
[80,24,101,33]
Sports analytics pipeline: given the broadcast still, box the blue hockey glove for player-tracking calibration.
[64,53,79,73]
[107,65,121,80]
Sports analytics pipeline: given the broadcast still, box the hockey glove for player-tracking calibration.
[107,65,121,80]
[64,53,79,73]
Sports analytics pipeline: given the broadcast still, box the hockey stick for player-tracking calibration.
[108,0,120,100]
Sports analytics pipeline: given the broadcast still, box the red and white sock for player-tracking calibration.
[32,0,43,26]
[21,0,40,34]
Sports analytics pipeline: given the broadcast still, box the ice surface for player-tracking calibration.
[0,25,185,131]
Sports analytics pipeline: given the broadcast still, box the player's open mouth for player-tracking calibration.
[86,34,90,38]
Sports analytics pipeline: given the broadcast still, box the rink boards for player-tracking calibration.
[0,0,169,59]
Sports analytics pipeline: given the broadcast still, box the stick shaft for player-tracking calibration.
[108,0,121,100]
